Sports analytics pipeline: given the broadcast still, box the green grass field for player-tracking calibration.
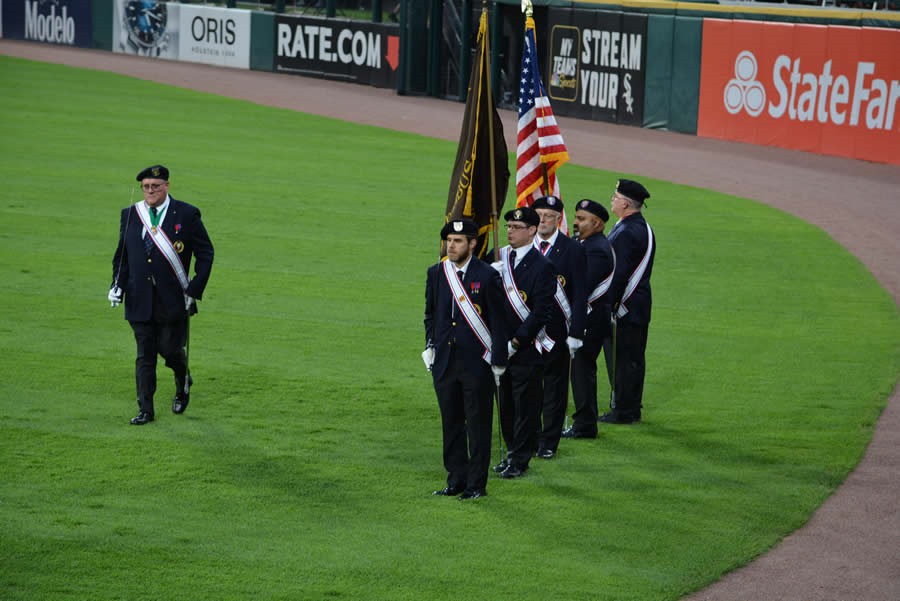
[1,56,898,601]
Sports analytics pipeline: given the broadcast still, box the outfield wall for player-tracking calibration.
[0,0,897,165]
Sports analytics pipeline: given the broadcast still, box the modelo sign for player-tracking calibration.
[177,4,250,69]
[274,15,399,89]
[2,0,92,47]
[698,19,900,165]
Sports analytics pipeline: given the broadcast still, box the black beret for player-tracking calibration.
[575,198,609,222]
[504,206,540,227]
[441,218,478,239]
[136,165,169,182]
[616,179,650,204]
[532,195,564,212]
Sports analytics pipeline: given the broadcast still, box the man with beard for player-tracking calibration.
[424,219,507,500]
[563,199,614,439]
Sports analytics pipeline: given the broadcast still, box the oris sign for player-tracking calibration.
[2,0,92,47]
[698,19,900,165]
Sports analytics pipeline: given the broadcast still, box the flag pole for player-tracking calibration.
[484,2,500,262]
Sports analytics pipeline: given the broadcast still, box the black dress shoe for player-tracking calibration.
[499,464,525,479]
[173,375,192,414]
[433,485,464,496]
[536,447,555,459]
[130,411,154,425]
[172,393,189,414]
[458,488,486,500]
[599,412,640,424]
[561,426,597,439]
[492,458,509,473]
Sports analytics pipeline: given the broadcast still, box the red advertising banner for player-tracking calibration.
[698,19,900,165]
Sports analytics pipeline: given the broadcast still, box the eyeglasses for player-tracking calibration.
[505,223,530,231]
[611,194,628,203]
[142,183,166,192]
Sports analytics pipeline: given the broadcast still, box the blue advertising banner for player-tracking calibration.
[2,0,93,47]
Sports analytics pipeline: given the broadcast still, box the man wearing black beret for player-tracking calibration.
[424,219,508,500]
[563,198,615,439]
[530,196,587,457]
[491,206,557,478]
[109,165,214,425]
[604,179,656,424]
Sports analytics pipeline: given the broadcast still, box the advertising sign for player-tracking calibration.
[274,14,399,89]
[177,4,250,69]
[2,0,93,47]
[114,0,179,59]
[697,19,900,165]
[546,8,647,125]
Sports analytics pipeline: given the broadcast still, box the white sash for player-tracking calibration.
[443,260,492,364]
[587,246,616,314]
[616,223,654,318]
[499,247,554,353]
[554,281,571,329]
[134,202,190,292]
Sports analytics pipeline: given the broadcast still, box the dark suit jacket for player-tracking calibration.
[580,231,615,338]
[112,197,214,323]
[500,246,556,366]
[424,258,508,382]
[608,212,655,326]
[538,232,587,340]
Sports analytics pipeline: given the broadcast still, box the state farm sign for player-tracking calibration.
[698,19,899,165]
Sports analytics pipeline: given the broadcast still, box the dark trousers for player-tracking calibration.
[611,320,649,419]
[570,333,603,436]
[498,361,543,469]
[130,316,187,416]
[538,346,569,452]
[433,351,494,492]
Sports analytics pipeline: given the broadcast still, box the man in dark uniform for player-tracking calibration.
[109,165,214,425]
[563,199,615,439]
[492,206,556,479]
[530,196,587,458]
[424,219,507,501]
[604,179,656,424]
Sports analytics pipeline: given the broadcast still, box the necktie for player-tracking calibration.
[509,250,517,267]
[539,240,550,255]
[144,207,158,255]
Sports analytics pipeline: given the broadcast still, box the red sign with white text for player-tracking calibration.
[698,19,900,165]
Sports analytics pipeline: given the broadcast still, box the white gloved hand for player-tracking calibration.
[507,341,518,358]
[108,286,123,307]
[566,336,584,358]
[184,295,194,311]
[422,347,435,372]
[491,365,506,387]
[490,261,503,274]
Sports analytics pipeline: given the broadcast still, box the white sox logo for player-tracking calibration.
[724,51,766,117]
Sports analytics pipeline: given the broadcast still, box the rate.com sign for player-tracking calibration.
[697,19,899,165]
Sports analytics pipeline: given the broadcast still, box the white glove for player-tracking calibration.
[566,336,584,358]
[491,365,506,387]
[422,347,435,372]
[184,295,194,311]
[507,341,518,358]
[108,286,123,307]
[490,261,503,274]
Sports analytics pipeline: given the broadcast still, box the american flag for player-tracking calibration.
[516,15,569,231]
